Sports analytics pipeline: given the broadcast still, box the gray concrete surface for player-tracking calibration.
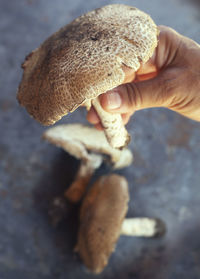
[0,0,200,278]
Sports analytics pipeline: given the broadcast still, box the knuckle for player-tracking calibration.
[155,71,178,107]
[127,83,142,110]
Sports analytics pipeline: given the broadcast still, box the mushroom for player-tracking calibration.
[43,124,133,203]
[77,174,165,274]
[77,174,129,274]
[17,4,158,149]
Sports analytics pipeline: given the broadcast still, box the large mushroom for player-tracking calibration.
[43,124,133,203]
[17,4,158,149]
[77,174,166,274]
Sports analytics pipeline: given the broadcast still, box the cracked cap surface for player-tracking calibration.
[17,4,158,125]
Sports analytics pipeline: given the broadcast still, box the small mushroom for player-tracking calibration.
[17,4,158,149]
[77,174,166,274]
[43,124,133,203]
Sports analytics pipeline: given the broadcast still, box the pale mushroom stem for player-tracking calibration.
[92,98,130,149]
[64,162,94,203]
[121,218,166,237]
[64,154,103,203]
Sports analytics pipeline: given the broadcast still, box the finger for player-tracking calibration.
[99,58,158,114]
[99,84,136,114]
[100,69,176,114]
[121,113,132,125]
[94,123,104,131]
[86,106,101,124]
[136,71,158,82]
[98,26,182,117]
[121,64,136,83]
[136,51,157,77]
[121,50,157,84]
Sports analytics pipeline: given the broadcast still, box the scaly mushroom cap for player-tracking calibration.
[17,4,158,125]
[77,174,129,274]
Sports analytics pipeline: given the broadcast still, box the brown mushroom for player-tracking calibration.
[77,174,166,274]
[76,174,129,274]
[43,124,133,202]
[17,4,158,149]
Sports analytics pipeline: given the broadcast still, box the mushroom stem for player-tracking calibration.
[121,217,166,237]
[64,154,103,203]
[92,98,130,149]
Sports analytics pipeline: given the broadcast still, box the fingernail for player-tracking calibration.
[105,91,122,110]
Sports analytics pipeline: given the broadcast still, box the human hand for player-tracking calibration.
[87,26,200,130]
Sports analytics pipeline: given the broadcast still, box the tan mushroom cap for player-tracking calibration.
[77,174,129,274]
[17,4,158,125]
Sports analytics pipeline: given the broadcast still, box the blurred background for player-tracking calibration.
[0,0,200,278]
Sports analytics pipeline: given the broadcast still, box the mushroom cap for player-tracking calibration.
[17,4,158,125]
[77,174,129,274]
[42,124,133,168]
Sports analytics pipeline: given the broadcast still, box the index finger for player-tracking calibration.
[121,51,158,84]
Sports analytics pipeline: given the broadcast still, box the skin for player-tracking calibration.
[87,26,200,130]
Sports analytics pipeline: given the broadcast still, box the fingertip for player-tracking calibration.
[100,90,122,111]
[121,113,131,125]
[94,123,104,131]
[99,93,108,111]
[86,106,101,124]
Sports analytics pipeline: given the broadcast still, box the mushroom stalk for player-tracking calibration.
[92,98,130,149]
[64,161,94,203]
[43,124,133,202]
[65,154,103,203]
[121,218,166,237]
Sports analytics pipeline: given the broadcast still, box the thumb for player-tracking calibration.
[100,71,174,114]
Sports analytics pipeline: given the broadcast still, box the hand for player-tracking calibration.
[87,26,200,130]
